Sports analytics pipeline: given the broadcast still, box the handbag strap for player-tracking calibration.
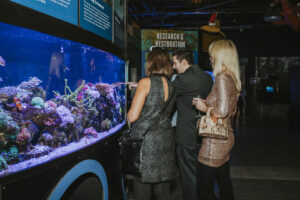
[206,107,212,118]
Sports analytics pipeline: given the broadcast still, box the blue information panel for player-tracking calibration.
[10,0,78,25]
[80,0,112,41]
[113,0,125,49]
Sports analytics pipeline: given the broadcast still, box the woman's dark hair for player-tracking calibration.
[172,49,194,65]
[145,47,172,78]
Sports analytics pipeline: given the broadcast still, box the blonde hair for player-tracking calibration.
[208,39,241,92]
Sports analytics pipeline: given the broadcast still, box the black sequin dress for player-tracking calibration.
[128,75,176,183]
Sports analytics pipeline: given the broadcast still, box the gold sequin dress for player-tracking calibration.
[198,72,239,167]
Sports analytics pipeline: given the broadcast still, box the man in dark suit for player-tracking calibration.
[172,49,213,200]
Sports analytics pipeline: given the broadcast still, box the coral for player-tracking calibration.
[16,88,31,100]
[60,116,74,128]
[26,121,39,142]
[38,132,53,146]
[18,77,42,90]
[0,109,19,148]
[81,86,88,91]
[21,105,41,116]
[74,120,84,136]
[56,105,74,127]
[26,145,51,159]
[70,107,80,115]
[7,146,18,163]
[54,131,68,146]
[87,83,93,87]
[16,127,31,147]
[84,127,98,138]
[86,89,100,99]
[54,79,86,104]
[31,97,44,109]
[0,151,7,160]
[106,93,116,106]
[95,83,113,96]
[101,118,111,131]
[54,79,95,111]
[0,132,5,145]
[0,156,8,171]
[76,92,83,101]
[0,75,126,170]
[54,93,62,101]
[31,87,46,100]
[44,100,57,109]
[6,120,20,134]
[0,110,9,131]
[0,85,31,100]
[0,86,18,98]
[43,118,56,126]
[78,113,91,129]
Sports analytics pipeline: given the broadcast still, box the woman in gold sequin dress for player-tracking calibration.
[193,39,241,200]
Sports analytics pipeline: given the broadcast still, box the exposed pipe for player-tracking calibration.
[130,0,237,17]
[140,24,279,30]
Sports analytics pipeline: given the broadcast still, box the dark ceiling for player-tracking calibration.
[128,0,281,30]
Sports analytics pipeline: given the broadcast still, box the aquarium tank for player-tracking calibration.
[0,22,126,177]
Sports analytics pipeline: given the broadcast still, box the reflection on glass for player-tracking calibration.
[0,22,125,177]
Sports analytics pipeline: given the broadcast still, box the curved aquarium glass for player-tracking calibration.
[0,22,125,177]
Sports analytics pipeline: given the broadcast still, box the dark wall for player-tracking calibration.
[290,66,300,131]
[127,21,142,81]
[226,26,300,120]
[227,27,300,57]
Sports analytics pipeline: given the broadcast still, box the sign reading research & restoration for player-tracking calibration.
[155,32,186,48]
[141,29,198,76]
[142,29,198,51]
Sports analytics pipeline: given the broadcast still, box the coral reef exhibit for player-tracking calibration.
[0,22,125,176]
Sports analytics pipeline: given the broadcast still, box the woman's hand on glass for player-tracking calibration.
[192,97,207,113]
[124,82,138,90]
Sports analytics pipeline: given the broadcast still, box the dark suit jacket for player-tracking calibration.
[173,65,213,145]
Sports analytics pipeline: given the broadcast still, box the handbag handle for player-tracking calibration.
[206,107,212,118]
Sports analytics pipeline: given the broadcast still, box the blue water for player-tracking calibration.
[0,22,125,176]
[0,22,125,98]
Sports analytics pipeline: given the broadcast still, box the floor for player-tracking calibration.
[230,119,300,200]
[127,118,300,199]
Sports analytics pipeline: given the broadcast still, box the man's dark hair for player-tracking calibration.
[172,49,194,65]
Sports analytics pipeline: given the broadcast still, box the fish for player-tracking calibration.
[14,97,22,111]
[0,77,2,82]
[0,56,6,67]
[14,97,21,103]
[16,102,22,110]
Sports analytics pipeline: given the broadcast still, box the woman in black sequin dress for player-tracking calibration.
[127,47,176,200]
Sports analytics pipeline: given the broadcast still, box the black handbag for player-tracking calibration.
[119,122,143,177]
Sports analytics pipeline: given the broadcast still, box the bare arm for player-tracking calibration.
[127,78,151,123]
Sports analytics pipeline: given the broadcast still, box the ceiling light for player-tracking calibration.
[263,4,282,22]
